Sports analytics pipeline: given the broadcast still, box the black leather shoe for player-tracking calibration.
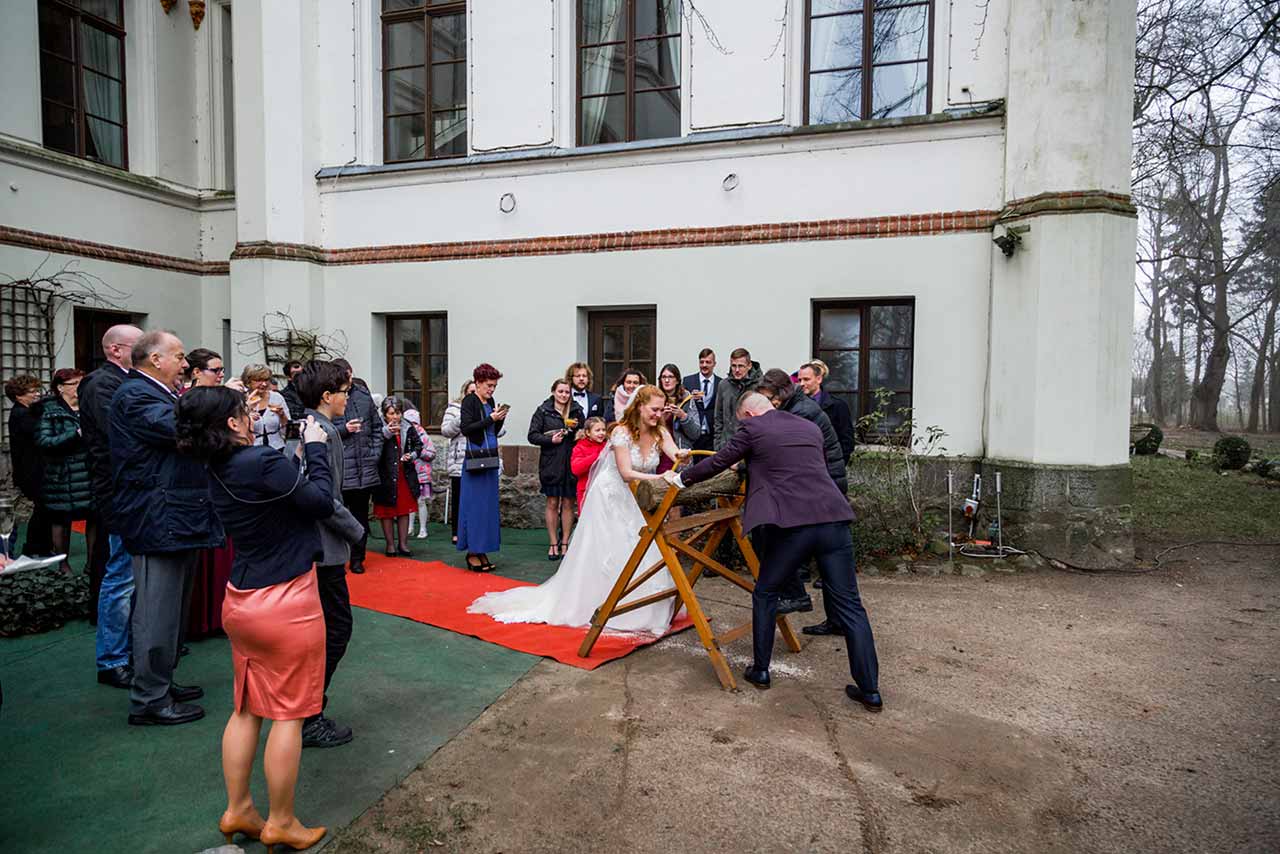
[128,701,205,726]
[302,714,354,749]
[845,685,883,712]
[802,619,845,636]
[97,665,133,689]
[169,682,204,702]
[350,561,366,574]
[395,547,412,558]
[743,666,771,690]
[777,595,814,615]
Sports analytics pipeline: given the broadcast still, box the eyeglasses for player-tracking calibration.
[199,367,226,375]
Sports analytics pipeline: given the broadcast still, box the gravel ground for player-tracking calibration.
[328,541,1280,854]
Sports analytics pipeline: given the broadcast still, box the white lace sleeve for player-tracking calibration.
[609,426,633,449]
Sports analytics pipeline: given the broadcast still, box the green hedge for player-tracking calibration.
[0,567,90,637]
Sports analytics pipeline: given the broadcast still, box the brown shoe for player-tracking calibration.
[260,820,326,852]
[219,807,266,844]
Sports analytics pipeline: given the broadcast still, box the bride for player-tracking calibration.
[469,385,686,635]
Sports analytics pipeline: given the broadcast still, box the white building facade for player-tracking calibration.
[0,0,1139,561]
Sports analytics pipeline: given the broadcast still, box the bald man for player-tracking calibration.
[79,324,143,690]
[667,392,882,711]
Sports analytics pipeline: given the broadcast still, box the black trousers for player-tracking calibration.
[314,564,353,714]
[20,502,53,557]
[448,476,461,537]
[752,522,879,694]
[341,488,373,564]
[691,432,714,452]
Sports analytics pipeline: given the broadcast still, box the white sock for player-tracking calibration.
[417,499,430,537]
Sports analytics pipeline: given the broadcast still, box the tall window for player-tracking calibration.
[382,1,467,163]
[578,0,681,145]
[387,315,449,428]
[38,0,127,169]
[813,300,915,431]
[805,0,931,125]
[588,309,656,396]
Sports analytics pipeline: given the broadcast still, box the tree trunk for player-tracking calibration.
[1190,274,1231,431]
[1269,344,1280,433]
[1247,295,1277,432]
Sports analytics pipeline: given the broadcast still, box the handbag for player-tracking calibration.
[463,447,499,472]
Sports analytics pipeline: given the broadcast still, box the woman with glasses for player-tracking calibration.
[242,364,289,452]
[186,348,226,388]
[33,368,91,574]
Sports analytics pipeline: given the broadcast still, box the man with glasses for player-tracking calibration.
[78,323,143,691]
[296,360,367,749]
[713,348,762,450]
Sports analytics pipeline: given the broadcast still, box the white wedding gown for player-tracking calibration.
[468,427,677,635]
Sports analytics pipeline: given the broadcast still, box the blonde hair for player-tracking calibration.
[805,359,830,379]
[455,379,476,402]
[616,385,669,444]
[241,363,272,384]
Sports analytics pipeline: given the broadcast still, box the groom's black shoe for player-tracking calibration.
[743,666,771,690]
[777,595,813,615]
[802,619,844,636]
[845,685,883,713]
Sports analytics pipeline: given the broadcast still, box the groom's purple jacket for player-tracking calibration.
[680,408,854,533]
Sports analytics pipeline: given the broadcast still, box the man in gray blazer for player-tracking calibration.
[298,361,366,748]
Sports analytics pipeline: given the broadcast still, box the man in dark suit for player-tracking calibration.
[682,348,720,451]
[798,361,854,463]
[666,392,882,711]
[565,362,603,420]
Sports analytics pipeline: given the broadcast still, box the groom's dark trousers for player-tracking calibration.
[753,521,878,693]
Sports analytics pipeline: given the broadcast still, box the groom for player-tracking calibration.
[664,392,882,711]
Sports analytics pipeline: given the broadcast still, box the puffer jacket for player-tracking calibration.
[33,397,93,515]
[780,391,849,492]
[440,399,467,477]
[338,382,384,489]
[714,361,763,449]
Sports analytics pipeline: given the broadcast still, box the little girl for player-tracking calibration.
[570,417,609,510]
[404,409,437,539]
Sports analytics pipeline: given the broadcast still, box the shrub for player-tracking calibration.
[1130,422,1163,455]
[1255,459,1278,479]
[1212,436,1251,471]
[0,567,90,637]
[1185,448,1199,462]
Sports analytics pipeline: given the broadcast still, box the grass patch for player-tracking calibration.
[1132,455,1280,541]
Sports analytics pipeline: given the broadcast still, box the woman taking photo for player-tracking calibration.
[34,368,91,574]
[439,379,476,545]
[176,386,335,853]
[457,364,506,572]
[372,397,425,557]
[656,363,701,472]
[528,378,585,560]
[241,364,288,451]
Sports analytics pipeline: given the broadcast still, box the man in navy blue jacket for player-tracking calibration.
[109,330,224,726]
[668,392,882,712]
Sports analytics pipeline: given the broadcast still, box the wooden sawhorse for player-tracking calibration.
[576,461,801,690]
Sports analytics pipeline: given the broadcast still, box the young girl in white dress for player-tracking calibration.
[468,386,686,635]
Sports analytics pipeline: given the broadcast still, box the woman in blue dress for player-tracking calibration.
[457,363,507,571]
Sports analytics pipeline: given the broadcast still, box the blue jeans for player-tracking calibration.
[95,534,134,670]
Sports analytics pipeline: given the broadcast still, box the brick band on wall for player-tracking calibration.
[0,225,229,275]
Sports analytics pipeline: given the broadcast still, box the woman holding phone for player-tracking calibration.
[656,363,700,473]
[528,378,585,560]
[457,364,506,572]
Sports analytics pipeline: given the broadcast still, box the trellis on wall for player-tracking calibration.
[235,311,348,381]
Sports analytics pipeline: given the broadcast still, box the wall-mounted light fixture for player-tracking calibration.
[993,224,1030,257]
[722,173,739,192]
[499,192,517,214]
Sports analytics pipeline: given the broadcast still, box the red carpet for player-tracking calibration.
[346,553,691,670]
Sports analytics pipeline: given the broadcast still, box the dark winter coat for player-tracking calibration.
[814,390,855,463]
[78,362,129,517]
[714,361,763,450]
[33,396,93,516]
[281,380,305,421]
[528,397,586,491]
[108,372,224,555]
[338,382,384,490]
[7,402,43,499]
[780,391,849,493]
[373,420,425,506]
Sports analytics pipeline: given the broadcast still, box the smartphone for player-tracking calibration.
[285,420,305,441]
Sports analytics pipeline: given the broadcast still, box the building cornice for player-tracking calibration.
[0,134,235,212]
[0,225,230,276]
[232,209,1001,266]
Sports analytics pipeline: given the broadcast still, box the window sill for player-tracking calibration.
[0,134,235,211]
[316,103,1004,184]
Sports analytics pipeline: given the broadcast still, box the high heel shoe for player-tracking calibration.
[218,808,266,844]
[259,820,326,853]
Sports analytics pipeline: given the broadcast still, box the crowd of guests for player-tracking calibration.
[2,336,856,850]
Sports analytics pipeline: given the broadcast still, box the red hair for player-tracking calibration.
[52,368,85,387]
[472,363,503,383]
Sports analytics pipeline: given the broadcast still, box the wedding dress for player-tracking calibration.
[468,426,676,635]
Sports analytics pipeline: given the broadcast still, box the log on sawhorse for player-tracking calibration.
[576,460,801,690]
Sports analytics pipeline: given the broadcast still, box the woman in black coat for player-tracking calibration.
[34,368,91,573]
[528,378,585,560]
[371,397,425,557]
